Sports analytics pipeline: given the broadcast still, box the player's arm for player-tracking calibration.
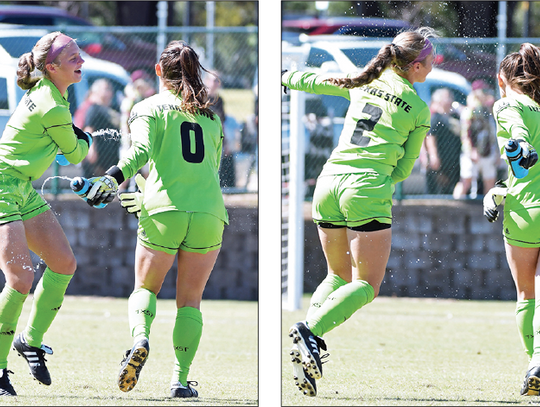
[282,71,350,100]
[44,106,90,165]
[116,111,154,180]
[391,107,431,184]
[494,99,531,152]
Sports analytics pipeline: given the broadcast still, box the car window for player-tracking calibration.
[0,77,8,111]
[341,48,379,68]
[0,16,54,25]
[0,37,40,58]
[335,26,405,37]
[306,47,334,68]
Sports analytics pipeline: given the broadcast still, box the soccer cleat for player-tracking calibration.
[289,321,328,380]
[290,343,316,397]
[170,381,198,398]
[521,365,540,396]
[0,369,16,396]
[118,338,149,392]
[12,333,53,385]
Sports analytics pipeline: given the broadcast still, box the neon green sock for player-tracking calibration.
[516,299,535,361]
[306,274,348,320]
[0,286,28,369]
[25,267,72,348]
[528,299,540,367]
[128,288,156,341]
[172,307,203,386]
[307,280,375,337]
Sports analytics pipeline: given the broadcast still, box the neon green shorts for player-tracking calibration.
[312,172,393,228]
[0,174,50,225]
[503,207,540,248]
[138,210,225,255]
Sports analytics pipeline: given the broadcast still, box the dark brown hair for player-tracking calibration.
[158,40,215,119]
[499,43,540,105]
[17,31,65,90]
[325,27,437,89]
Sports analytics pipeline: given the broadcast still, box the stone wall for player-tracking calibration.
[302,199,516,301]
[2,194,258,301]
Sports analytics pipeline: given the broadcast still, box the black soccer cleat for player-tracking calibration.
[170,381,198,398]
[290,343,316,397]
[289,321,328,380]
[521,365,540,396]
[0,369,16,396]
[12,333,53,386]
[118,338,149,392]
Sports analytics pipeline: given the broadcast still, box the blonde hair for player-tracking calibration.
[326,27,438,89]
[16,31,68,90]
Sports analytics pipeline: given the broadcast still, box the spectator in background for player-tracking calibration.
[205,71,236,188]
[453,79,499,199]
[77,79,121,178]
[424,88,462,194]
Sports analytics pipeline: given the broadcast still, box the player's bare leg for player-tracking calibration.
[170,248,219,398]
[505,243,540,395]
[118,243,174,392]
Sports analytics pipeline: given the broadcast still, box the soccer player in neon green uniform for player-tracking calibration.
[87,41,228,398]
[282,27,436,397]
[484,43,540,396]
[0,32,92,396]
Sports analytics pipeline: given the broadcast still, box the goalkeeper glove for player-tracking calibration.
[118,173,146,218]
[483,180,507,222]
[517,139,538,170]
[86,175,119,207]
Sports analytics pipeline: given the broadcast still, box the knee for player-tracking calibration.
[55,255,77,275]
[8,270,35,295]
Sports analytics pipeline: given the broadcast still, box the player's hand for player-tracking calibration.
[118,173,145,218]
[86,175,118,207]
[73,124,93,147]
[517,139,538,170]
[483,180,507,222]
[282,69,288,94]
[55,152,69,166]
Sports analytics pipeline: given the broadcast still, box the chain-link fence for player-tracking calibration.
[0,25,257,195]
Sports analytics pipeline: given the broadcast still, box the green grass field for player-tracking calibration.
[282,296,535,406]
[3,296,257,406]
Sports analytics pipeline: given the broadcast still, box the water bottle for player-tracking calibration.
[70,177,106,208]
[55,152,69,166]
[505,139,529,179]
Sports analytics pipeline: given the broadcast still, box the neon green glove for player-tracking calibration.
[118,174,146,218]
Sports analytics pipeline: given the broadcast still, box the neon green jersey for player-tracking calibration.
[119,90,228,224]
[0,78,88,181]
[282,69,431,183]
[494,93,540,210]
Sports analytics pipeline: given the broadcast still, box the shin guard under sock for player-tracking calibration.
[0,286,27,368]
[516,299,535,361]
[306,274,348,320]
[172,307,203,386]
[25,268,72,348]
[307,279,375,337]
[128,288,157,341]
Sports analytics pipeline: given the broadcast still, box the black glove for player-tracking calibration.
[282,69,288,94]
[73,124,93,147]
